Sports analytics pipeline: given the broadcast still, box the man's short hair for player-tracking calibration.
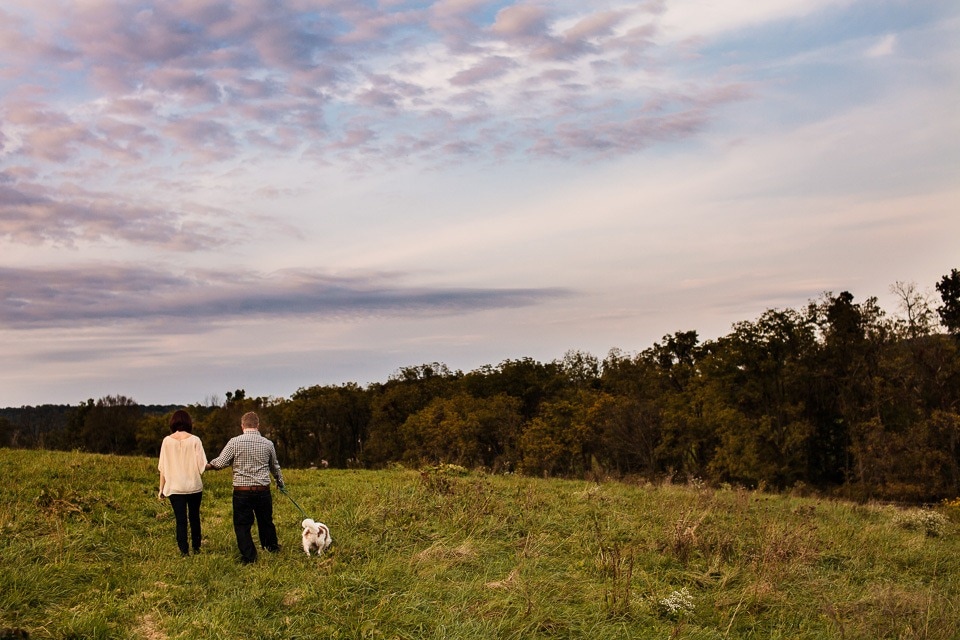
[241,412,260,429]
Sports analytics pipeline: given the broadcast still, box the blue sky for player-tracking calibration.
[1,0,958,406]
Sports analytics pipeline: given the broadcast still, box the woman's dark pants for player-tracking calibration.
[168,492,203,555]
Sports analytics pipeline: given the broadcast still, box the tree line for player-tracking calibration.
[3,269,960,503]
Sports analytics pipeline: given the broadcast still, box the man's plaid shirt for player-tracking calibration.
[209,429,285,489]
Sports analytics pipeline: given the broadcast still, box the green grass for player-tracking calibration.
[2,449,959,639]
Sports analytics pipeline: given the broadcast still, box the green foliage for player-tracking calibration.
[0,417,12,448]
[279,383,370,468]
[586,392,661,476]
[519,394,594,477]
[401,393,522,470]
[134,413,168,457]
[198,390,265,454]
[936,268,960,335]
[3,449,960,639]
[65,395,142,454]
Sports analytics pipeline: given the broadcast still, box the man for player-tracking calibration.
[206,411,285,564]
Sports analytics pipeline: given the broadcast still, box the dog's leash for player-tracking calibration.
[279,486,309,519]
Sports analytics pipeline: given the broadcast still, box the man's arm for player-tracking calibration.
[206,439,235,471]
[270,445,285,489]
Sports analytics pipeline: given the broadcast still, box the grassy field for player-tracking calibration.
[1,448,959,639]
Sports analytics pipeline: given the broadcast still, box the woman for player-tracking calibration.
[158,409,207,556]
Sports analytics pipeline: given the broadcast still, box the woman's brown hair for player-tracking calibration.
[169,409,193,433]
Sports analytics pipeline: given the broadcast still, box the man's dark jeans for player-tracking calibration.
[168,492,202,555]
[232,489,279,563]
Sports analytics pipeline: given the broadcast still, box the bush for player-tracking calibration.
[893,508,950,537]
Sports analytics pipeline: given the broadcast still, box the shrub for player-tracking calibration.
[893,508,950,537]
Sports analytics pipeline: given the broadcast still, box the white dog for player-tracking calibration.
[301,518,332,556]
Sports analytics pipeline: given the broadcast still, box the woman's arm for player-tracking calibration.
[196,437,208,475]
[158,439,167,499]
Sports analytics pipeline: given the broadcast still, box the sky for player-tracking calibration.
[1,0,958,407]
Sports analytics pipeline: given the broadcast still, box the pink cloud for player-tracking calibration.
[108,97,158,117]
[336,5,424,45]
[0,1,750,185]
[562,10,628,42]
[147,68,222,105]
[0,263,570,328]
[450,56,516,87]
[491,5,550,39]
[163,117,238,160]
[332,123,378,150]
[13,114,94,163]
[0,180,224,249]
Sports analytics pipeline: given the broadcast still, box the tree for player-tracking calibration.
[936,268,960,336]
[135,413,170,456]
[558,350,600,389]
[890,280,936,339]
[649,331,701,393]
[0,417,13,448]
[585,393,661,477]
[849,412,960,502]
[399,393,522,469]
[362,363,459,466]
[282,383,370,468]
[806,292,884,484]
[654,376,722,481]
[704,308,817,487]
[636,331,719,480]
[462,357,566,420]
[72,395,142,454]
[519,393,596,477]
[198,390,261,454]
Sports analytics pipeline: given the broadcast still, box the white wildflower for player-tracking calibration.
[893,509,949,537]
[658,587,694,618]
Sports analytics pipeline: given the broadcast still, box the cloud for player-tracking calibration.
[0,264,572,328]
[0,0,743,179]
[491,5,550,40]
[866,33,897,58]
[163,117,239,160]
[0,178,226,249]
[659,0,852,41]
[450,55,517,86]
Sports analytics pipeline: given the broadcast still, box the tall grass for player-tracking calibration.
[2,449,958,639]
